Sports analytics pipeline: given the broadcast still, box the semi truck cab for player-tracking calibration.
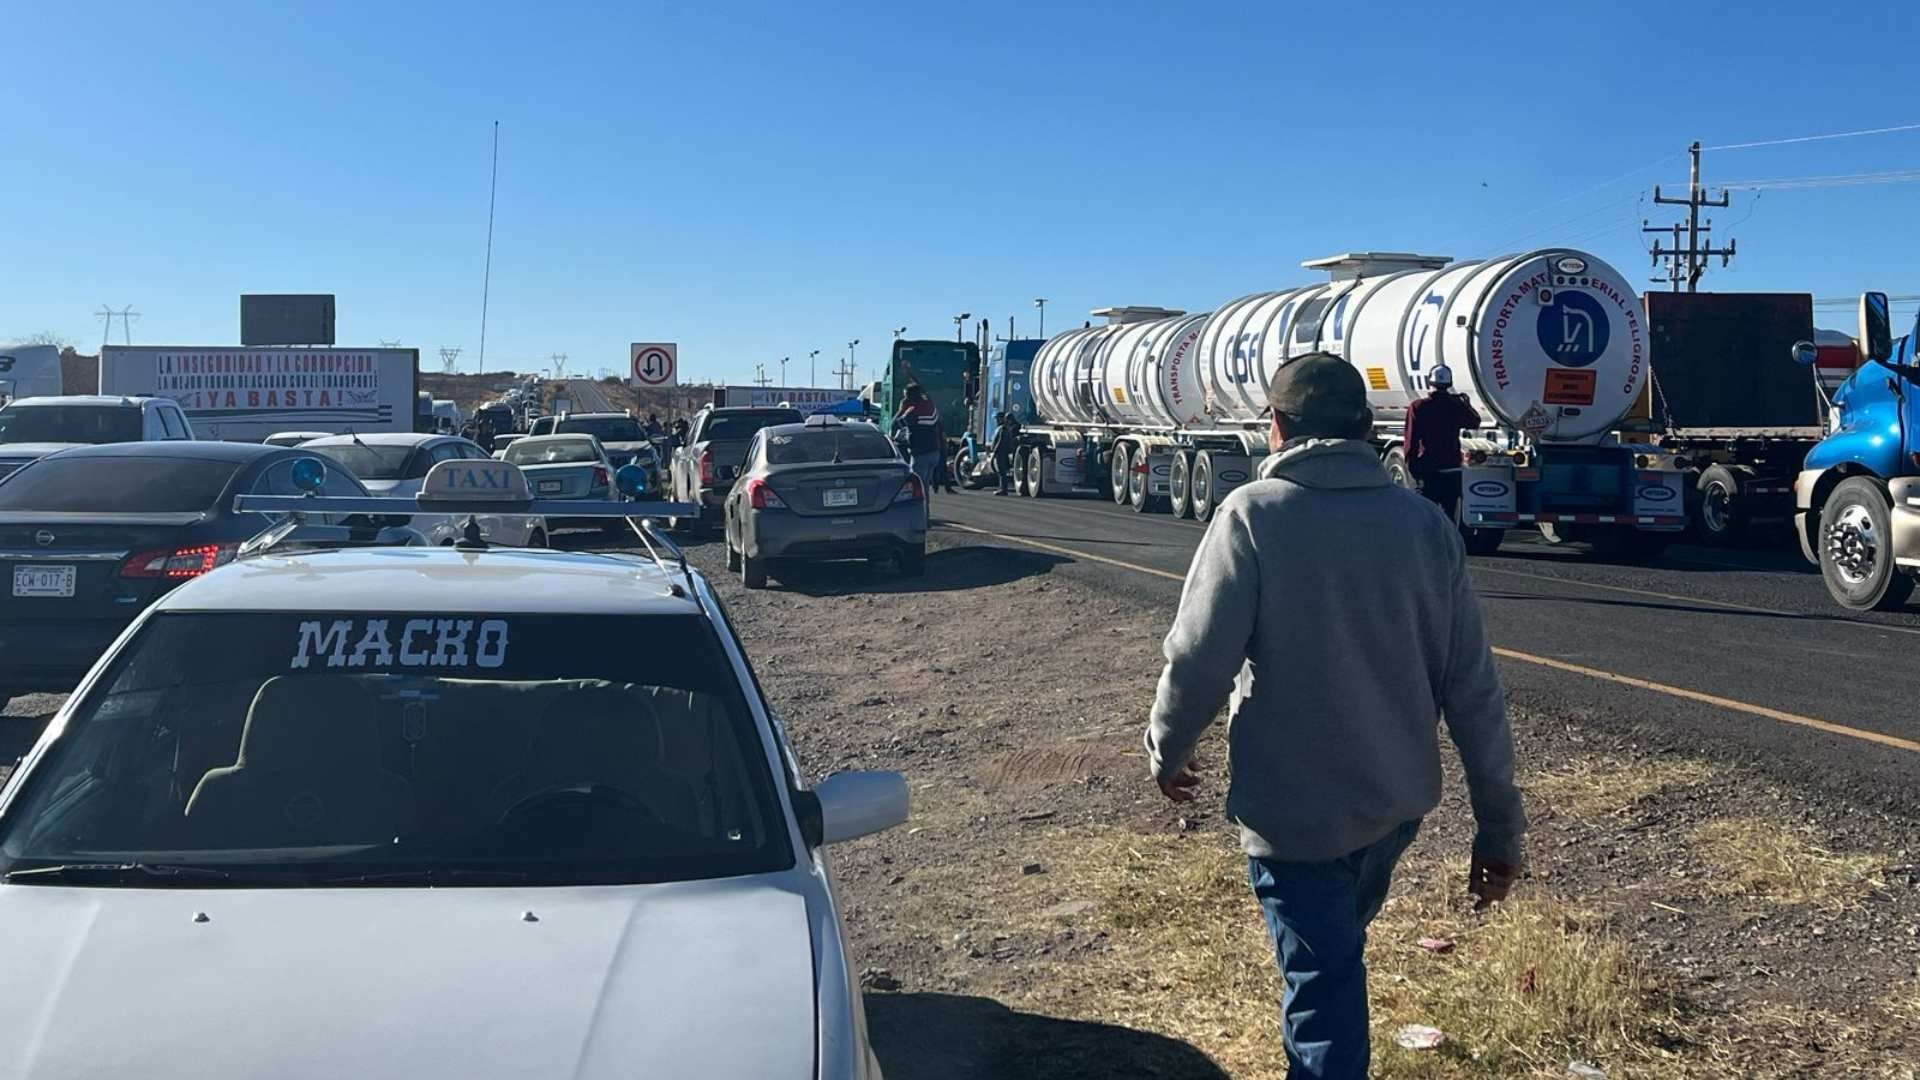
[1791,291,1920,610]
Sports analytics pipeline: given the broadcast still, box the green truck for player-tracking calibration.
[863,339,978,445]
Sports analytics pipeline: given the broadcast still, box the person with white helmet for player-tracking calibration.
[1402,364,1482,512]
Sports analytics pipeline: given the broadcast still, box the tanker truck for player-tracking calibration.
[977,249,1689,557]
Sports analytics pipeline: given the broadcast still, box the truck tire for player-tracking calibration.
[1110,444,1131,505]
[1026,446,1047,498]
[1012,447,1030,497]
[1128,445,1155,513]
[1169,450,1195,519]
[741,552,770,590]
[953,447,982,490]
[1694,464,1746,545]
[1383,446,1415,489]
[1819,476,1914,611]
[725,534,742,572]
[1191,452,1216,523]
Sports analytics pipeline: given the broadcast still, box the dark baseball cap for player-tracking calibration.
[1266,352,1371,428]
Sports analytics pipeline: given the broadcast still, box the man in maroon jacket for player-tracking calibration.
[1401,365,1482,513]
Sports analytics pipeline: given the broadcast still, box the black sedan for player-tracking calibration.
[0,442,385,709]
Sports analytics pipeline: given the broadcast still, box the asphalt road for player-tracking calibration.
[563,378,617,413]
[922,486,1920,808]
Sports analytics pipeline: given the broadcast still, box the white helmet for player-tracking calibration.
[1429,365,1454,389]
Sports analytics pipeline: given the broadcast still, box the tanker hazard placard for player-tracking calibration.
[1543,368,1597,405]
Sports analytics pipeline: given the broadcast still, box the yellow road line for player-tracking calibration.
[938,520,1920,756]
[940,522,1188,582]
[1489,646,1920,754]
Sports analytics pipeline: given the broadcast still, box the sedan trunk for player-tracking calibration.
[764,463,912,517]
[0,512,213,623]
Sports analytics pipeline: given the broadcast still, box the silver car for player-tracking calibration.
[501,434,621,531]
[723,417,928,589]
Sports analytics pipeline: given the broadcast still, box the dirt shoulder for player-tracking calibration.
[695,535,1920,1079]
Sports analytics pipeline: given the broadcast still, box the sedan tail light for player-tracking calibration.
[745,477,786,510]
[120,542,239,579]
[698,449,715,486]
[893,474,925,505]
[592,465,610,489]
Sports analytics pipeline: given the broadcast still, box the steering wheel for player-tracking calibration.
[499,783,656,825]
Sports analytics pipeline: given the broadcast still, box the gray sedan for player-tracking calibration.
[723,418,927,589]
[501,434,617,530]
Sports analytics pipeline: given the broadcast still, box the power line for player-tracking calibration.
[1702,168,1920,191]
[1478,151,1683,256]
[478,120,500,372]
[1704,121,1920,152]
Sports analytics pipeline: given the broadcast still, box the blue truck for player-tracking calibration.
[1792,292,1920,610]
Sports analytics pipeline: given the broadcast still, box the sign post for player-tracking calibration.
[630,343,678,387]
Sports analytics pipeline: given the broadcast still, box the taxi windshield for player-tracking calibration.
[0,612,791,887]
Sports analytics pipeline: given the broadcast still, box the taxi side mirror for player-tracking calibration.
[798,771,909,847]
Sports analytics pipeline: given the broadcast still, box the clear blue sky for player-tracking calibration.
[7,0,1919,387]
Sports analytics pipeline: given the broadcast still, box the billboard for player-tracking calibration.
[99,346,419,440]
[713,385,860,410]
[241,294,336,347]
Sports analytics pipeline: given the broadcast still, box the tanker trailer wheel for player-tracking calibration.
[1109,444,1132,505]
[1190,452,1216,523]
[1819,477,1915,611]
[1026,446,1047,498]
[1383,447,1415,489]
[1127,445,1156,513]
[1169,450,1195,519]
[1013,445,1032,497]
[1694,464,1747,545]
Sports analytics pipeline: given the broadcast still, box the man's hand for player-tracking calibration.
[1157,762,1201,803]
[1468,852,1521,910]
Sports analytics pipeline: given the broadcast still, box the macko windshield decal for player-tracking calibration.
[291,617,510,670]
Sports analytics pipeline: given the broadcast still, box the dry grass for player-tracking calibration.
[954,828,1689,1078]
[1690,819,1886,910]
[1524,757,1713,820]
[1884,979,1920,1026]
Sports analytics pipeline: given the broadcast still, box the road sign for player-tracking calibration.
[630,343,678,387]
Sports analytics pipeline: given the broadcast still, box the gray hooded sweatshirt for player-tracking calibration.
[1145,438,1525,865]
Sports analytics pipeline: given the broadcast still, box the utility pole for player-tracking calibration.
[892,326,907,341]
[97,305,139,348]
[1034,297,1047,338]
[753,363,772,387]
[96,306,114,350]
[780,356,789,387]
[846,339,860,390]
[438,346,464,374]
[808,349,820,386]
[952,312,971,342]
[1643,140,1735,292]
[548,352,568,379]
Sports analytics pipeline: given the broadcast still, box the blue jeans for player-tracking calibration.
[1247,819,1421,1080]
[910,452,940,494]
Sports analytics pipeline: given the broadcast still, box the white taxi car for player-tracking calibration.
[0,457,906,1079]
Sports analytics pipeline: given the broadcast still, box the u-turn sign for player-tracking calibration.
[630,343,677,387]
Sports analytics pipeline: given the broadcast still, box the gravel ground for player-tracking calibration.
[692,532,1920,1078]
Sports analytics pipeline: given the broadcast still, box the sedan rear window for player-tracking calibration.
[0,456,241,512]
[765,428,898,465]
[309,443,419,481]
[0,613,791,888]
[505,439,597,466]
[703,411,802,442]
[0,405,143,445]
[555,416,643,443]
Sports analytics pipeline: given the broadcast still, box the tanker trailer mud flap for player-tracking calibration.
[1204,454,1254,507]
[1630,471,1688,531]
[1046,445,1089,489]
[1460,467,1518,528]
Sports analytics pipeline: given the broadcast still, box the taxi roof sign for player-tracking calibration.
[419,458,532,507]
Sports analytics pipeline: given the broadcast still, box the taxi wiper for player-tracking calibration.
[2,861,268,884]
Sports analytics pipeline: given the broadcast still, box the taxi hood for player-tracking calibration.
[0,874,819,1079]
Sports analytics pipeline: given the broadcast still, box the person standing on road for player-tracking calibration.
[1402,365,1482,513]
[1144,352,1525,1080]
[644,413,663,439]
[896,384,943,498]
[990,411,1022,496]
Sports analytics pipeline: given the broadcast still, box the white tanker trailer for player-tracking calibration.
[988,248,1688,556]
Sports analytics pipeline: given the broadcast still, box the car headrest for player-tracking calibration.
[236,676,380,772]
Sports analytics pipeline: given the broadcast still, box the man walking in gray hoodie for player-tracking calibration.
[1145,352,1525,1079]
